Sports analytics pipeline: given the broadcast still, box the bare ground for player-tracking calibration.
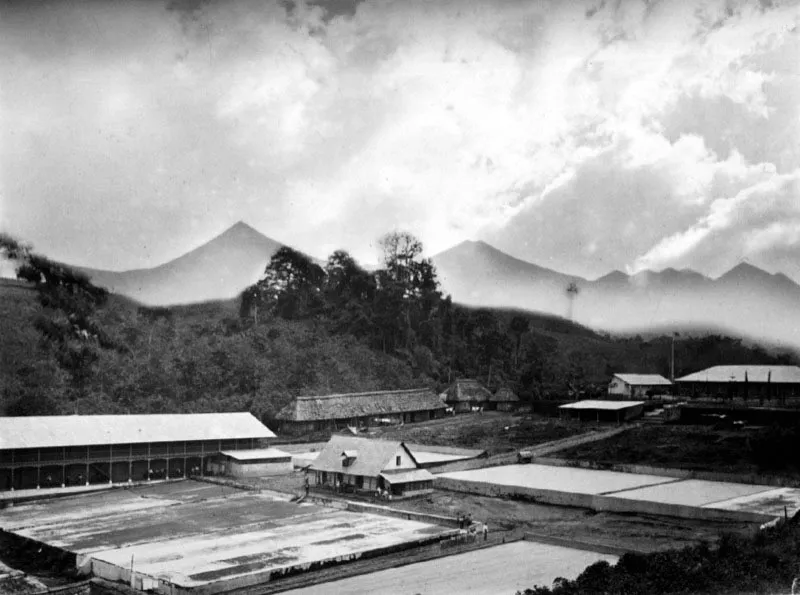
[368,412,597,456]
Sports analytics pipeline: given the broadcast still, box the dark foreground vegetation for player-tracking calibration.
[520,517,800,595]
[560,424,800,478]
[1,231,797,421]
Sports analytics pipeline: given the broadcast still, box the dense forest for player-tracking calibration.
[1,231,797,420]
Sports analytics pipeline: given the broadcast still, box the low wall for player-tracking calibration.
[307,494,460,528]
[533,457,800,489]
[434,476,775,525]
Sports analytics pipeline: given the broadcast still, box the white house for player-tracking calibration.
[608,374,672,399]
[309,435,434,499]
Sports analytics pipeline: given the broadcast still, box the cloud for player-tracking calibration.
[1,0,799,280]
[632,170,800,277]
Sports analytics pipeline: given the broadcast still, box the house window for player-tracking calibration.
[396,455,401,466]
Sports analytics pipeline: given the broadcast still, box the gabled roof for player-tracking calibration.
[613,374,672,386]
[560,400,645,411]
[676,365,800,384]
[491,388,520,402]
[310,435,418,477]
[444,379,493,403]
[275,388,445,422]
[0,413,275,450]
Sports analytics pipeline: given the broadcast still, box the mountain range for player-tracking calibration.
[62,222,800,349]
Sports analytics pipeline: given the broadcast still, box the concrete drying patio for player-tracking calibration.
[438,464,800,523]
[280,540,617,595]
[2,481,455,594]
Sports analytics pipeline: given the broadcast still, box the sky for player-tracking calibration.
[1,0,799,280]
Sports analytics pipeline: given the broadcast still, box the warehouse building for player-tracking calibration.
[0,412,276,491]
[443,379,492,413]
[608,374,672,399]
[675,365,800,401]
[275,388,446,434]
[310,435,434,499]
[559,400,645,423]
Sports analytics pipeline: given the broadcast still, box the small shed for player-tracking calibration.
[211,448,293,478]
[490,388,520,412]
[559,400,645,423]
[608,374,672,399]
[443,379,493,413]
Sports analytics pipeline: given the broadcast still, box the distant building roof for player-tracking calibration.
[310,435,418,477]
[220,448,291,461]
[676,365,800,384]
[560,400,645,411]
[0,413,275,450]
[444,379,493,403]
[613,374,672,386]
[276,388,445,422]
[491,388,520,402]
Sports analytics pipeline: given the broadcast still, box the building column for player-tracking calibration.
[128,459,133,484]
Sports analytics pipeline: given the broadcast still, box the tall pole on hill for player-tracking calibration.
[566,282,579,321]
[670,335,675,382]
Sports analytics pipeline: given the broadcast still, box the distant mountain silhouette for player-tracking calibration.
[432,240,584,318]
[431,241,800,350]
[70,229,800,349]
[75,222,286,306]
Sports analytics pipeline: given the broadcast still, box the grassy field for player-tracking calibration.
[369,412,596,456]
[557,424,783,476]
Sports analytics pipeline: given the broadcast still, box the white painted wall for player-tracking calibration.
[382,446,417,471]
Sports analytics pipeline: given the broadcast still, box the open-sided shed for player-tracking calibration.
[559,400,645,423]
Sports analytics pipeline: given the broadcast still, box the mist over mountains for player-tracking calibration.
[70,223,800,350]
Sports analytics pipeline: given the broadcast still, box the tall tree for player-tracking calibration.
[247,247,325,320]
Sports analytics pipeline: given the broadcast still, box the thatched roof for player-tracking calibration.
[492,388,520,403]
[310,435,419,476]
[276,388,445,422]
[443,379,492,403]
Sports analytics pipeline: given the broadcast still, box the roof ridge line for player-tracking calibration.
[296,388,432,400]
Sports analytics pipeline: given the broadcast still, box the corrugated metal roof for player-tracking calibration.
[0,413,275,450]
[220,448,291,461]
[310,435,418,477]
[276,388,445,422]
[614,374,672,386]
[676,365,800,384]
[380,469,434,483]
[560,400,645,411]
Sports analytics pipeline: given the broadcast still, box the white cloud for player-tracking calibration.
[2,0,800,278]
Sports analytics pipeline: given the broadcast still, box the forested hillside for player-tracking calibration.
[1,232,797,420]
